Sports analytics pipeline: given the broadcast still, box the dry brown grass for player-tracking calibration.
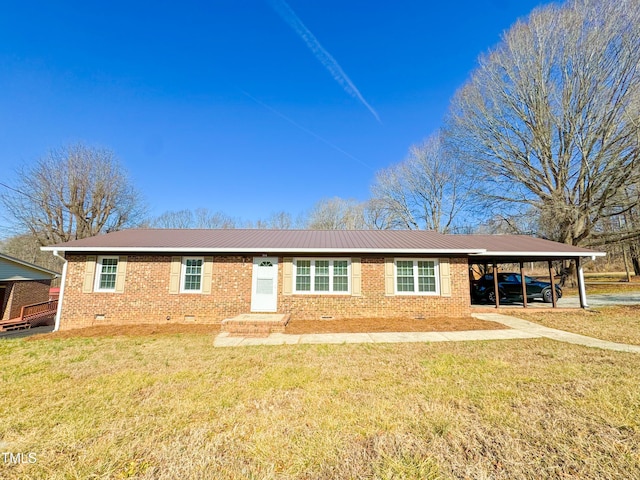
[562,282,640,296]
[585,272,640,282]
[1,332,639,479]
[285,316,506,334]
[516,305,640,346]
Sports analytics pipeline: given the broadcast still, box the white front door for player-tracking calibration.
[250,257,278,312]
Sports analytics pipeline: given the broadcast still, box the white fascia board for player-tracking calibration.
[42,246,487,255]
[470,251,607,258]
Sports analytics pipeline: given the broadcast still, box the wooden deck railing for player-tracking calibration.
[20,300,58,326]
[1,300,58,332]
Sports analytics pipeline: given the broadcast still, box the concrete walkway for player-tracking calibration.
[213,313,640,353]
[213,328,538,347]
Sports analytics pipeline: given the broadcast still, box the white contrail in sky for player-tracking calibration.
[268,0,381,124]
[240,90,371,169]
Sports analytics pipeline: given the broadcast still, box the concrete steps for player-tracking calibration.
[221,313,290,337]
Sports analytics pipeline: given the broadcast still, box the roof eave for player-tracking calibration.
[470,251,606,258]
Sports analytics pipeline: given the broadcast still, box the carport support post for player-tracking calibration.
[576,257,588,309]
[493,263,500,308]
[520,262,528,308]
[548,260,557,308]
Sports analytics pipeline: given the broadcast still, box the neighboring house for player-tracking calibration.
[0,253,59,321]
[42,229,604,330]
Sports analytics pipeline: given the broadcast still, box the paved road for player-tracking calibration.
[473,292,640,309]
[559,292,640,307]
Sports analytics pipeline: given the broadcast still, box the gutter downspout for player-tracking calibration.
[52,250,67,332]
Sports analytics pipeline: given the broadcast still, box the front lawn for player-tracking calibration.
[516,305,640,346]
[1,332,639,479]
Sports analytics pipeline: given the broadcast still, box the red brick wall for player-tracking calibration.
[59,254,471,329]
[280,257,470,320]
[1,280,51,320]
[60,255,254,330]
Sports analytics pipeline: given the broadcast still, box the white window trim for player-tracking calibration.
[394,258,440,296]
[94,256,119,292]
[293,258,351,295]
[180,256,204,294]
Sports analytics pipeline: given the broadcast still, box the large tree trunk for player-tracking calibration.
[631,243,640,276]
[558,260,576,288]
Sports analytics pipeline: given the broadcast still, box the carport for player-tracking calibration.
[454,235,607,309]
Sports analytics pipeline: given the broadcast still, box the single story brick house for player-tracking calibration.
[0,253,59,321]
[42,229,604,330]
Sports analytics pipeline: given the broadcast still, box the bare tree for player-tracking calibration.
[151,208,237,229]
[151,210,195,228]
[447,0,640,246]
[371,131,475,232]
[0,234,63,272]
[1,143,145,245]
[306,197,369,230]
[622,184,640,275]
[475,210,539,236]
[264,211,296,229]
[362,198,398,230]
[245,211,297,229]
[604,184,640,275]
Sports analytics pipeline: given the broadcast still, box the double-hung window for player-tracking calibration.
[181,257,203,293]
[294,259,350,294]
[395,259,439,295]
[94,256,119,292]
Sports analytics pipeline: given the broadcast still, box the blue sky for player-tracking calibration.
[0,0,548,232]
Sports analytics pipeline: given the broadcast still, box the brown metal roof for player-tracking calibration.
[41,229,605,258]
[450,234,605,259]
[43,229,481,253]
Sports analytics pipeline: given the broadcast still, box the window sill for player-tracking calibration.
[292,292,351,296]
[394,292,440,296]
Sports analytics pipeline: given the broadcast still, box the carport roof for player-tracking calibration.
[452,234,606,262]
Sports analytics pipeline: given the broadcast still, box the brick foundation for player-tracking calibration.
[59,254,471,330]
